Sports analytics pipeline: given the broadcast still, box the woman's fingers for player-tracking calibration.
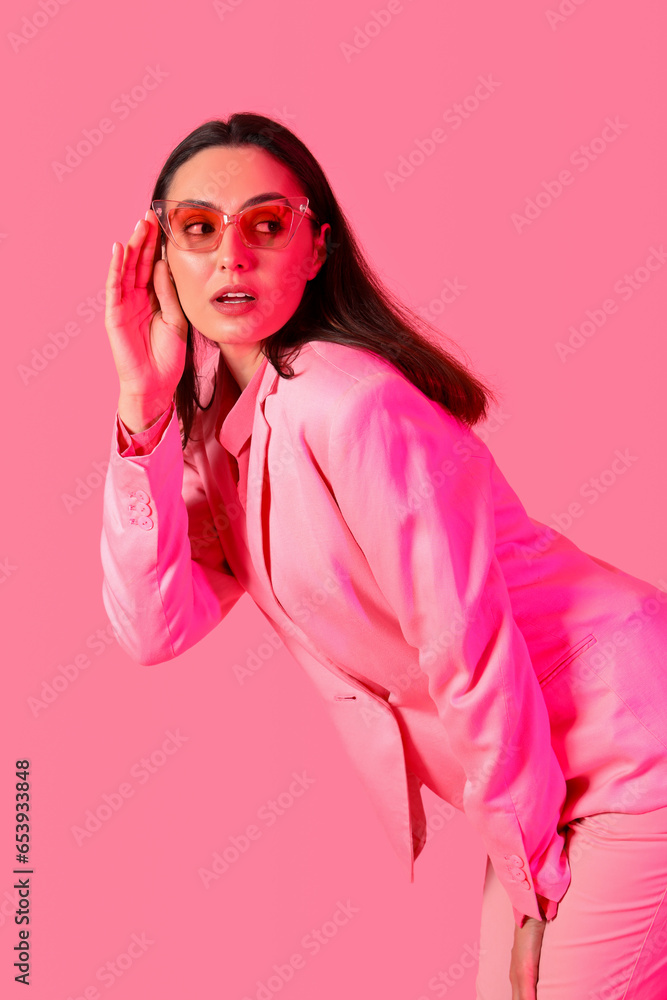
[134,209,160,290]
[119,218,150,299]
[105,242,122,318]
[152,259,188,340]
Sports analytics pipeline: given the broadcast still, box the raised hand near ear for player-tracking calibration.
[105,209,189,433]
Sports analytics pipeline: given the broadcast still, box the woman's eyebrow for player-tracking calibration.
[180,192,289,212]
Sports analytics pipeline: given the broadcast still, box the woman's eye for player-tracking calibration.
[183,220,214,234]
[253,216,283,232]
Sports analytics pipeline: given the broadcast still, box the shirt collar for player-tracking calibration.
[217,353,270,457]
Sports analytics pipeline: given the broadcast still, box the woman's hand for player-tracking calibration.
[509,915,546,999]
[105,209,189,431]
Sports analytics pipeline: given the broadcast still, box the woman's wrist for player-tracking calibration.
[117,392,173,435]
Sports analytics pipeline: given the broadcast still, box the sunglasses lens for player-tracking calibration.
[167,205,221,250]
[239,204,294,248]
[164,202,296,250]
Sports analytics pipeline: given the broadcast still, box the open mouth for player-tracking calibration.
[211,293,258,315]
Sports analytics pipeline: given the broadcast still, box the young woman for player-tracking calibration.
[102,113,667,998]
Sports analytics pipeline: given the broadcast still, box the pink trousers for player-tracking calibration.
[476,805,667,999]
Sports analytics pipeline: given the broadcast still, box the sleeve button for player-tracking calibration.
[130,516,154,530]
[504,855,524,868]
[129,501,151,515]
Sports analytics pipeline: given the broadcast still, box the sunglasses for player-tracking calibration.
[151,196,318,252]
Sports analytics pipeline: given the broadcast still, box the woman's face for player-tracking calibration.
[162,145,329,354]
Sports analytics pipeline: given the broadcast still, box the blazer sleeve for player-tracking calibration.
[326,369,570,926]
[100,404,245,665]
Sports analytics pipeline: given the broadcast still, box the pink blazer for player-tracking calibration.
[100,340,667,926]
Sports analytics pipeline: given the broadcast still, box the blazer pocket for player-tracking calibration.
[536,633,597,688]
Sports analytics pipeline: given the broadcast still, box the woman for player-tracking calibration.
[101,113,667,998]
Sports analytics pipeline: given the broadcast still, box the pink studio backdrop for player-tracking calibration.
[1,2,665,997]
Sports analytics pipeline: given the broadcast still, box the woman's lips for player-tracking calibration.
[210,296,258,316]
[211,283,257,301]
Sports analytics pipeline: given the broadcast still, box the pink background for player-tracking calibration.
[1,2,666,997]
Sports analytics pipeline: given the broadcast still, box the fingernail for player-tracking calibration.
[144,210,151,221]
[111,242,116,255]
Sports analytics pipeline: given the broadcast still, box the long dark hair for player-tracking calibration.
[150,113,498,448]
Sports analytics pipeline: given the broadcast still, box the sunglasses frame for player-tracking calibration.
[151,196,319,252]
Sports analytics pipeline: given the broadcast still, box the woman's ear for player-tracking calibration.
[307,223,332,279]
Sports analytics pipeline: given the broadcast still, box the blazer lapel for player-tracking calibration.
[245,366,280,608]
[201,352,426,879]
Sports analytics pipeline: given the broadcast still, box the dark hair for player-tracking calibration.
[150,113,498,448]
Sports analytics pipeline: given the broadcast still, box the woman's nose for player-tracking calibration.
[214,221,254,269]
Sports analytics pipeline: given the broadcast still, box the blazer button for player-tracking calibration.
[131,489,150,504]
[504,854,524,868]
[130,516,154,530]
[129,501,152,516]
